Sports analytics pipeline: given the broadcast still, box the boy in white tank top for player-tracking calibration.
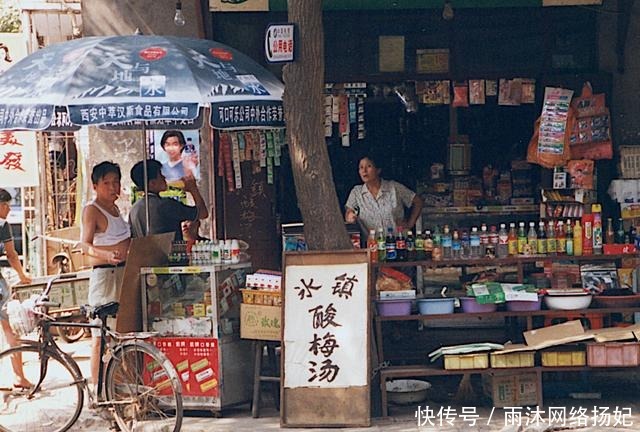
[78,161,131,390]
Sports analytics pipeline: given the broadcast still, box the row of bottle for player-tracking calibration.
[367,215,633,263]
[169,239,241,266]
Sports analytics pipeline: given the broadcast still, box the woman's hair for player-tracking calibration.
[0,44,12,63]
[160,130,186,151]
[0,188,12,203]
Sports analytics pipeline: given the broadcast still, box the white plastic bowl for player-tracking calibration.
[544,294,592,310]
[386,379,431,405]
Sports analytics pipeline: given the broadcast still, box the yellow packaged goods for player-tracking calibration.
[241,289,281,306]
[541,349,586,367]
[444,353,488,370]
[490,351,535,368]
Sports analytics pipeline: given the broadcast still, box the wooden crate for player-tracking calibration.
[587,342,640,367]
[541,347,586,367]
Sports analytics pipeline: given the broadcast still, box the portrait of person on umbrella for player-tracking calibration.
[129,159,208,241]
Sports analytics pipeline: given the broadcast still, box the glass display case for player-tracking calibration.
[140,262,253,411]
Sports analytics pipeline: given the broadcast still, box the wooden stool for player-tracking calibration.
[251,340,280,418]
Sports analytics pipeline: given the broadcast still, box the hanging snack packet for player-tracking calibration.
[452,81,469,107]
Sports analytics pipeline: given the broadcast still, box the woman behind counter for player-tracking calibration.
[344,155,424,233]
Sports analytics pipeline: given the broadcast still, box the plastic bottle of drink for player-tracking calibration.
[517,222,527,254]
[616,218,626,244]
[507,222,518,256]
[423,230,434,259]
[546,221,557,255]
[431,233,442,261]
[592,204,603,255]
[190,240,199,265]
[441,225,452,259]
[231,239,240,264]
[223,239,232,263]
[497,223,509,258]
[486,225,498,257]
[556,221,566,255]
[432,225,442,249]
[377,228,386,262]
[480,224,489,257]
[385,227,397,261]
[451,229,461,259]
[527,222,537,255]
[213,240,221,264]
[606,218,615,245]
[367,229,378,263]
[415,230,425,261]
[406,230,416,261]
[396,227,407,261]
[565,220,574,256]
[461,230,470,259]
[537,221,547,255]
[470,227,481,258]
[573,220,583,256]
[205,240,213,265]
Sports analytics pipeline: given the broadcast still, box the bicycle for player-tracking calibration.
[0,274,183,432]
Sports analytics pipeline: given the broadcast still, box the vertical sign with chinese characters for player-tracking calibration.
[0,131,38,186]
[282,251,370,427]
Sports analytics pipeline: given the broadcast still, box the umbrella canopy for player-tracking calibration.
[0,35,284,130]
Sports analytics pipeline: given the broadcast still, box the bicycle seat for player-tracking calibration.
[92,302,119,321]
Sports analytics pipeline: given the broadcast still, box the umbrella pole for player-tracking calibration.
[142,123,150,234]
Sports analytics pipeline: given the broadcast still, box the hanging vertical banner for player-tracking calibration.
[282,251,370,427]
[0,131,39,186]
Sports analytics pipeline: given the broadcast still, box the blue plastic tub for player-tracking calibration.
[416,298,455,315]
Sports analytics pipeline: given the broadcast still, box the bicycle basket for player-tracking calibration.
[6,296,39,337]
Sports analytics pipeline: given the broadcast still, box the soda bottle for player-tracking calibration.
[616,218,626,244]
[537,221,547,255]
[517,222,527,254]
[423,230,434,260]
[461,230,470,259]
[451,229,461,259]
[527,222,537,255]
[507,222,518,256]
[486,225,498,258]
[441,225,452,259]
[415,230,425,261]
[470,227,481,258]
[406,230,416,261]
[565,220,574,256]
[377,228,386,262]
[546,221,557,255]
[497,223,509,258]
[385,227,397,261]
[480,224,489,257]
[556,220,566,255]
[367,229,378,263]
[431,231,442,261]
[396,227,407,261]
[606,218,615,245]
[573,220,583,256]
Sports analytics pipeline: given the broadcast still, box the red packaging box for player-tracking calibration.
[603,244,636,255]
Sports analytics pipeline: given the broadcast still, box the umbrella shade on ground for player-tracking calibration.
[0,35,284,131]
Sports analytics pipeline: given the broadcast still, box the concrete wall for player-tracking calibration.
[598,0,640,146]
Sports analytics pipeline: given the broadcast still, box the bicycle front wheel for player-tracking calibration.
[105,340,183,432]
[0,345,84,432]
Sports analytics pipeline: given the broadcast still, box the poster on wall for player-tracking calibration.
[149,130,201,183]
[209,0,269,12]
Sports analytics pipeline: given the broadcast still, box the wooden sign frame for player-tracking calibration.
[281,250,371,428]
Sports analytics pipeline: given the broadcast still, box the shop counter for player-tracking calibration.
[140,263,253,412]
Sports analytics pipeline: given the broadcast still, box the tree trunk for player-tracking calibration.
[283,1,352,251]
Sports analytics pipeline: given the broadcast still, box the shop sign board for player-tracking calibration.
[265,23,295,63]
[0,131,38,187]
[281,250,370,427]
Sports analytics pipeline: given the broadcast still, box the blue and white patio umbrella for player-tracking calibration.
[0,35,284,131]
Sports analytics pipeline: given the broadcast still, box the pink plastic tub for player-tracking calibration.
[377,299,412,316]
[460,297,498,313]
[506,295,543,312]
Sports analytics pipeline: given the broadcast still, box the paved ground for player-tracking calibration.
[3,336,640,431]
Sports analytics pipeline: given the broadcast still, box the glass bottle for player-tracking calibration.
[605,218,615,245]
[367,229,378,263]
[377,228,387,262]
[565,220,574,256]
[556,220,566,255]
[406,230,416,261]
[546,221,557,256]
[424,230,434,260]
[527,222,537,255]
[385,227,397,261]
[507,222,518,256]
[395,227,407,261]
[415,230,425,261]
[517,222,527,254]
[537,221,547,255]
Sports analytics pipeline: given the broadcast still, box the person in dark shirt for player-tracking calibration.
[0,188,32,389]
[129,159,208,240]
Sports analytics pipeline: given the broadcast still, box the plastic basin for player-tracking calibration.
[544,294,592,310]
[377,299,411,316]
[460,297,498,313]
[507,295,543,312]
[417,298,455,315]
